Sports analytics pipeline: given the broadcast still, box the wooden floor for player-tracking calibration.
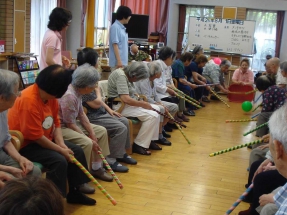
[64,97,257,215]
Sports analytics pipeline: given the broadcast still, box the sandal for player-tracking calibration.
[149,141,162,150]
[132,143,151,155]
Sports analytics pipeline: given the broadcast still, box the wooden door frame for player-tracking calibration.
[13,0,26,52]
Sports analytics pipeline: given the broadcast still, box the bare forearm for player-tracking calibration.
[53,128,66,146]
[3,142,21,162]
[0,165,10,172]
[79,113,94,137]
[67,123,85,135]
[120,95,148,108]
[34,136,63,152]
[113,44,122,64]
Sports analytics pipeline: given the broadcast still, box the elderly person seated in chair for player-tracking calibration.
[8,65,97,205]
[77,48,137,172]
[135,61,178,147]
[128,44,151,62]
[108,61,161,155]
[58,64,116,179]
[0,69,41,188]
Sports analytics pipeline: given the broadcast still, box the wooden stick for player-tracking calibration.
[97,151,123,189]
[226,119,257,123]
[210,89,230,108]
[209,139,264,157]
[70,156,117,205]
[152,108,187,128]
[243,122,268,136]
[166,111,191,144]
[169,87,201,105]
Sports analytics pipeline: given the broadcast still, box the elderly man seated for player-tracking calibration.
[128,44,151,62]
[266,57,287,88]
[203,59,231,94]
[108,62,161,155]
[0,69,41,189]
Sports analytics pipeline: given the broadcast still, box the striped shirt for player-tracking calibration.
[107,68,136,99]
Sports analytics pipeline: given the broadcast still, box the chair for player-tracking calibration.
[98,80,144,154]
[172,78,178,88]
[9,130,44,171]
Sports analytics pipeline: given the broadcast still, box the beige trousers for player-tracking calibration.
[61,121,110,168]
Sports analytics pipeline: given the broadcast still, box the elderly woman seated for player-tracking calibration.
[8,65,96,205]
[58,64,115,179]
[232,58,254,86]
[77,48,137,172]
[135,61,179,146]
[0,69,41,188]
[108,62,161,155]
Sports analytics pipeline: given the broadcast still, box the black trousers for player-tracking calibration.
[247,159,287,215]
[19,140,90,197]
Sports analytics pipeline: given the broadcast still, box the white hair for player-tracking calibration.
[269,103,287,148]
[280,61,287,73]
[72,63,101,88]
[123,61,149,80]
[0,69,19,100]
[147,61,161,77]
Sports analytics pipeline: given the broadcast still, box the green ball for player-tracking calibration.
[242,101,253,112]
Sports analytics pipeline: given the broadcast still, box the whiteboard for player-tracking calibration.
[188,17,255,55]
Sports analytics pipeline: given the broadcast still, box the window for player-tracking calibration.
[246,10,277,71]
[94,0,109,46]
[30,0,57,64]
[182,6,214,49]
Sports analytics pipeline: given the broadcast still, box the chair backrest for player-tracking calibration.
[98,80,108,98]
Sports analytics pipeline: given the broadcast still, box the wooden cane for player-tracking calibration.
[243,122,268,136]
[168,86,201,105]
[194,83,220,87]
[70,156,117,205]
[166,111,191,144]
[152,108,187,128]
[97,151,123,189]
[210,89,230,108]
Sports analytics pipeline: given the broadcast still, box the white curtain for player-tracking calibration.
[30,0,57,64]
[246,10,277,71]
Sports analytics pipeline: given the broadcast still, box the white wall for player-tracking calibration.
[66,0,82,58]
[167,0,287,59]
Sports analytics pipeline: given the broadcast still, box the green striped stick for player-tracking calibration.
[166,111,191,144]
[252,103,262,112]
[174,92,202,109]
[210,89,230,108]
[170,87,201,105]
[226,119,257,123]
[209,139,264,157]
[243,122,268,136]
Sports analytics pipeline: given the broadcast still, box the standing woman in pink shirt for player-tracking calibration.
[232,58,254,86]
[40,7,72,70]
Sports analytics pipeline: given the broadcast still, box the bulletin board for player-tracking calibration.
[188,17,256,55]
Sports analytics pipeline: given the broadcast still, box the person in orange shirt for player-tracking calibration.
[8,65,96,205]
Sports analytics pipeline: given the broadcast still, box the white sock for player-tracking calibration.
[105,157,116,165]
[92,161,102,171]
